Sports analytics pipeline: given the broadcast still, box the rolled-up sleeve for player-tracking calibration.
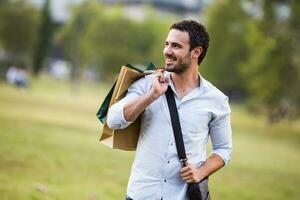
[209,96,232,165]
[106,76,148,130]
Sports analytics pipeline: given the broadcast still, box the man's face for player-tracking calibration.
[163,29,191,74]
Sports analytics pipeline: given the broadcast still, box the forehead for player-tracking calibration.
[166,29,190,45]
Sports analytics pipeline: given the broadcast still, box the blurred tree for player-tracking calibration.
[239,19,277,110]
[240,0,300,121]
[58,2,169,81]
[143,11,174,68]
[32,0,54,75]
[289,0,300,112]
[203,0,299,121]
[203,0,249,98]
[0,0,39,67]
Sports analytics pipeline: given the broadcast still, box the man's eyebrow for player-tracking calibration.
[172,42,183,47]
[165,41,183,47]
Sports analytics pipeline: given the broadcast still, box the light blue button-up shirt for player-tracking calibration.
[107,73,232,200]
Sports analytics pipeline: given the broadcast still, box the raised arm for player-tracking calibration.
[107,70,169,129]
[124,70,169,122]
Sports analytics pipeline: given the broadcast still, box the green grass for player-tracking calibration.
[0,76,299,200]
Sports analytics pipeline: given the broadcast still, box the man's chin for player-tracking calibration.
[165,64,175,72]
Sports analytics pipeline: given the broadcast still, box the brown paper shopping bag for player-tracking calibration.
[99,66,145,151]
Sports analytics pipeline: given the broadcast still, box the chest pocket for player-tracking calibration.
[179,107,211,134]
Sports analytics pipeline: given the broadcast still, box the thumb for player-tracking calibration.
[184,160,190,167]
[165,76,170,84]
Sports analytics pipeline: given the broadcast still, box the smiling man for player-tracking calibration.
[107,20,232,200]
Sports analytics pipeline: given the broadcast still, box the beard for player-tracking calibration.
[165,53,191,75]
[166,63,189,74]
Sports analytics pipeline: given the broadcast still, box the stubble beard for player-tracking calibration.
[166,63,189,75]
[165,54,191,75]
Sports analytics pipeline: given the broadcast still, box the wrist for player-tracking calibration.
[196,167,206,182]
[148,88,161,100]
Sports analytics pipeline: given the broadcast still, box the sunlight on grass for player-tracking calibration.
[0,77,299,200]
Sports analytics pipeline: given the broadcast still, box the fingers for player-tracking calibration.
[181,171,196,183]
[156,71,163,82]
[155,70,168,84]
[186,179,194,184]
[180,162,199,183]
[180,161,191,173]
[180,165,192,179]
[151,70,169,97]
[164,76,170,84]
[182,176,195,183]
[180,165,190,174]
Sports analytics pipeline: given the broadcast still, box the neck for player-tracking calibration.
[171,65,200,97]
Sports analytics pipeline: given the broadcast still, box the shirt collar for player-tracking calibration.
[166,72,206,101]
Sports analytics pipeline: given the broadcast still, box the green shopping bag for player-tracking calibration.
[96,63,156,150]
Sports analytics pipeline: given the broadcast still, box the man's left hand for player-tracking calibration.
[180,162,204,183]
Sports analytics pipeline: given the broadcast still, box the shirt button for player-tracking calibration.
[170,143,173,146]
[164,179,167,182]
[167,161,170,164]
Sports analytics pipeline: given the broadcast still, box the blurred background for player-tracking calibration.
[0,0,299,199]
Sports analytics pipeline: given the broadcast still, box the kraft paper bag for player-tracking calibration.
[97,64,155,151]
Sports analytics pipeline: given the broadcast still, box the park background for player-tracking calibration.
[0,0,299,199]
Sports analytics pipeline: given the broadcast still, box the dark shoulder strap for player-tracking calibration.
[165,86,187,163]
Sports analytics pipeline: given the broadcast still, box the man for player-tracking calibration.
[107,20,232,200]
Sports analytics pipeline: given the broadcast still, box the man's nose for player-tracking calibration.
[164,46,172,56]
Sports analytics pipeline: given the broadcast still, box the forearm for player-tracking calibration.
[197,154,225,180]
[123,89,158,122]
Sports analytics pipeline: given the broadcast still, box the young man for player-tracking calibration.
[107,20,232,200]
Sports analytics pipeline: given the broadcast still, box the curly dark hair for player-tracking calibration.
[170,20,209,65]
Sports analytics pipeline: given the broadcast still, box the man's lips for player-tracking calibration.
[165,57,176,65]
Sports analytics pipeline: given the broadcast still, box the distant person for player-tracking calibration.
[6,65,17,85]
[6,65,28,88]
[107,20,232,200]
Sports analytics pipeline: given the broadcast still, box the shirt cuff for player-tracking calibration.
[120,104,134,128]
[107,101,133,130]
[211,148,232,165]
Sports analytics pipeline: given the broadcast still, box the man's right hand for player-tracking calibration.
[149,69,170,100]
[123,69,170,122]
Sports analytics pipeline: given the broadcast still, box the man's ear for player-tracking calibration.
[192,46,202,59]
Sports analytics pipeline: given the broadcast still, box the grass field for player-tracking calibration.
[0,76,299,200]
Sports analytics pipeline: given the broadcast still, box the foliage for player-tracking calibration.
[204,0,300,121]
[203,0,249,96]
[32,0,54,75]
[239,20,277,109]
[57,1,171,81]
[1,0,299,120]
[241,0,300,121]
[0,0,39,67]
